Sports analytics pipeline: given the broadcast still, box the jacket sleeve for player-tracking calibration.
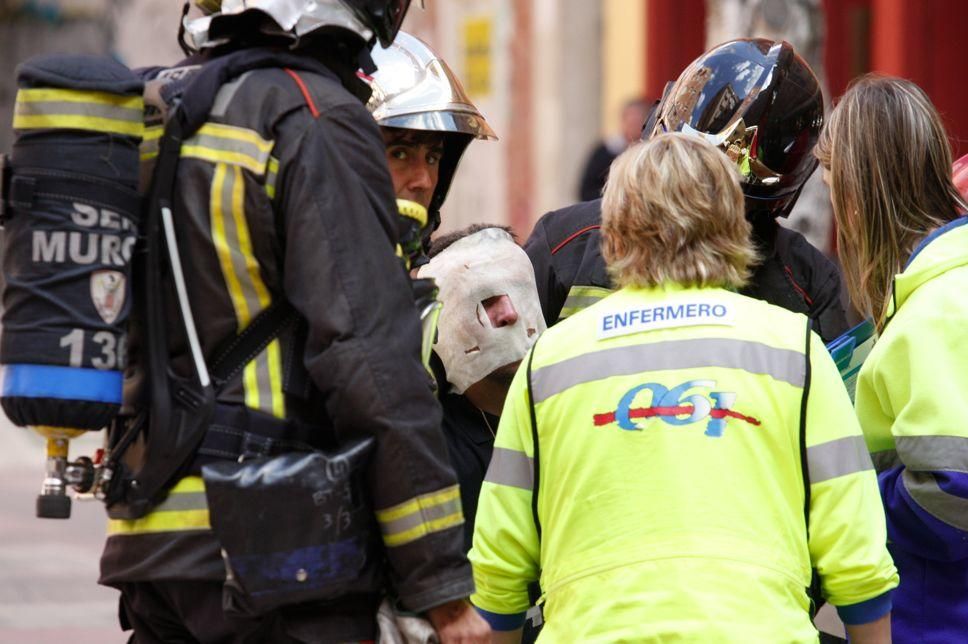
[804,331,899,625]
[524,215,567,327]
[468,353,540,630]
[276,101,473,612]
[858,310,968,562]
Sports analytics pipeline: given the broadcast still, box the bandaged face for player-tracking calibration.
[418,228,546,394]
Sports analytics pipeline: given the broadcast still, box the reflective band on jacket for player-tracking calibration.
[265,156,279,199]
[896,435,968,471]
[484,447,534,490]
[107,476,210,535]
[903,471,968,531]
[140,124,163,161]
[559,285,613,320]
[14,88,144,137]
[182,122,273,176]
[375,485,463,547]
[530,338,805,403]
[209,162,285,419]
[807,435,874,484]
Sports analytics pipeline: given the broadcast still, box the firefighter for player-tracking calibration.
[98,2,487,642]
[470,134,897,642]
[366,30,497,242]
[525,39,848,344]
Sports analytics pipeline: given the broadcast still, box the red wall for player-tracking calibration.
[825,0,968,155]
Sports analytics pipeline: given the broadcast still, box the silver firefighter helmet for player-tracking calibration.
[367,31,496,227]
[185,0,412,51]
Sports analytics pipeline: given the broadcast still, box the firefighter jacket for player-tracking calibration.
[99,48,473,626]
[856,216,968,643]
[524,199,849,343]
[469,284,898,641]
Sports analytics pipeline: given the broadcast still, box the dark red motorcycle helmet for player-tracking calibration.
[644,38,825,220]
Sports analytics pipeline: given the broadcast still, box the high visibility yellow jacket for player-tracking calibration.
[470,284,898,642]
[856,216,968,642]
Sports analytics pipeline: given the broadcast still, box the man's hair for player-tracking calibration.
[601,133,756,290]
[381,126,447,148]
[428,224,515,258]
[815,74,968,329]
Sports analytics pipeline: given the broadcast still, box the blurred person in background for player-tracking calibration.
[816,74,968,643]
[471,133,897,643]
[527,39,848,345]
[577,97,651,201]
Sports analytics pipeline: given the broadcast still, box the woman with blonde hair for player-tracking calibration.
[816,74,968,642]
[469,133,896,643]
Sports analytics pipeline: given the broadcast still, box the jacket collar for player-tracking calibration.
[887,215,968,318]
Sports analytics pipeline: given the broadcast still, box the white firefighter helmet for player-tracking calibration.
[184,0,412,51]
[366,31,496,227]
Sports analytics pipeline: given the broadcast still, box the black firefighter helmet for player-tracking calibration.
[645,38,824,220]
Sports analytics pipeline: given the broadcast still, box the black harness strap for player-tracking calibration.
[209,298,298,388]
[525,340,542,541]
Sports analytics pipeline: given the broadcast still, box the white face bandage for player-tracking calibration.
[418,228,546,394]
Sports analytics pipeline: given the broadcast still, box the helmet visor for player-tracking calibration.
[378,0,412,47]
[377,110,497,139]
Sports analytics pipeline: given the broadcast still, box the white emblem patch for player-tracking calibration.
[90,270,126,324]
[599,300,735,340]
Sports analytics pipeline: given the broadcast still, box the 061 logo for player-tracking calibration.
[593,379,760,438]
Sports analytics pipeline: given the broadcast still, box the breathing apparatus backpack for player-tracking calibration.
[0,55,144,518]
[0,50,311,520]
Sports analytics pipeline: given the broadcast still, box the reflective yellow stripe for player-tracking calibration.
[13,113,144,137]
[107,509,210,535]
[559,285,613,319]
[199,122,273,153]
[376,485,464,547]
[140,124,163,161]
[182,123,273,175]
[267,338,285,418]
[377,485,461,522]
[17,88,143,109]
[211,163,249,322]
[15,88,144,137]
[265,156,279,199]
[383,511,464,547]
[106,476,210,535]
[209,162,282,417]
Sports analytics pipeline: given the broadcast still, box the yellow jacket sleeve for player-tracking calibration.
[468,352,541,630]
[805,331,899,623]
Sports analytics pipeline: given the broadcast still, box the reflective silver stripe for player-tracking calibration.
[903,470,968,531]
[807,436,874,484]
[896,435,968,472]
[530,338,804,403]
[14,98,142,123]
[484,447,534,490]
[154,491,208,512]
[871,449,900,472]
[378,493,463,538]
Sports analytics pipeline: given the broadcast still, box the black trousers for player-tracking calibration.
[117,581,377,644]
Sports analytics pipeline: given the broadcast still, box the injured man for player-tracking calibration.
[418,224,547,551]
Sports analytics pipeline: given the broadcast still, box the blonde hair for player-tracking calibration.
[815,74,968,328]
[601,133,756,289]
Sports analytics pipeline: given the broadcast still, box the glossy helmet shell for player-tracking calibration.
[645,38,824,219]
[186,0,411,50]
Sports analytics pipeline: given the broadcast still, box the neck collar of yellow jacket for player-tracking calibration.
[887,215,968,318]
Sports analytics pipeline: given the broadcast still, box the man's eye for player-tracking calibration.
[390,148,408,161]
[427,153,442,166]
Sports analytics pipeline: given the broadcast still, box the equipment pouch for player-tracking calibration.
[202,437,381,616]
